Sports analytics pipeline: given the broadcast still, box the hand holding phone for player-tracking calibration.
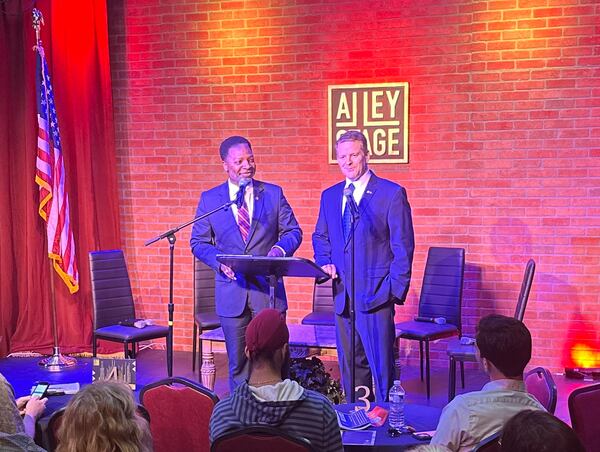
[31,381,50,399]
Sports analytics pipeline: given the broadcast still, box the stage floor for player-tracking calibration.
[0,349,592,425]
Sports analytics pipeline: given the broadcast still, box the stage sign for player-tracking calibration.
[328,82,409,164]
[92,357,137,390]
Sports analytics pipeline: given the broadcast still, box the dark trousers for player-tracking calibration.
[219,303,286,392]
[219,304,255,392]
[335,301,396,402]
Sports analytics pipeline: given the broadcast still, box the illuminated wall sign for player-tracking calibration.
[328,82,409,164]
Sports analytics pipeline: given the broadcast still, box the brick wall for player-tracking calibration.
[108,0,600,371]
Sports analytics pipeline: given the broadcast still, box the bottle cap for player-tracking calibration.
[393,380,401,385]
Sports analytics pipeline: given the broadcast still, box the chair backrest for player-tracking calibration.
[568,383,600,452]
[524,366,557,414]
[513,259,536,321]
[312,279,334,313]
[211,426,314,452]
[140,377,218,452]
[418,247,465,330]
[473,430,502,452]
[194,258,216,316]
[89,250,136,329]
[46,406,66,451]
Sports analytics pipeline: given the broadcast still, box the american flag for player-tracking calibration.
[34,43,79,294]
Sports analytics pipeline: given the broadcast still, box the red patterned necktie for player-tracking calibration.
[238,197,251,242]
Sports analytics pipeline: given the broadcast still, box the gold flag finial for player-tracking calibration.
[32,8,44,44]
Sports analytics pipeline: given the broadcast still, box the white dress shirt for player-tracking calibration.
[228,179,254,225]
[342,169,372,213]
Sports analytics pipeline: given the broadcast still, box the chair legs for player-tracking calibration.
[166,334,173,377]
[448,359,467,402]
[197,337,203,380]
[419,341,424,381]
[417,340,432,399]
[425,340,431,399]
[449,356,456,401]
[94,337,171,377]
[192,323,197,372]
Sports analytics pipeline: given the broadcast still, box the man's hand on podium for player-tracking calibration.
[321,264,338,280]
[267,246,285,257]
[220,263,236,280]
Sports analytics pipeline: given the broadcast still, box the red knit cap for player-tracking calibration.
[245,309,289,355]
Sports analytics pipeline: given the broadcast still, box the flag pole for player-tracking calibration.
[33,8,76,369]
[39,261,77,368]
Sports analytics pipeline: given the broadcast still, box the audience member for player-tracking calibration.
[430,314,544,451]
[209,308,343,451]
[57,380,152,452]
[0,373,46,451]
[501,410,585,452]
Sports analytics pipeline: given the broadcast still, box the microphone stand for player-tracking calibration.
[346,194,360,403]
[145,197,238,377]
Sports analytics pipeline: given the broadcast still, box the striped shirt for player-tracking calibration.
[210,381,343,451]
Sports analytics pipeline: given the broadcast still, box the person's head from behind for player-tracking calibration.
[475,314,531,379]
[501,410,585,452]
[335,130,370,182]
[245,308,290,377]
[219,135,255,185]
[57,380,151,452]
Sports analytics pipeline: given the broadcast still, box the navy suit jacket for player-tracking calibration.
[312,172,415,314]
[190,180,302,318]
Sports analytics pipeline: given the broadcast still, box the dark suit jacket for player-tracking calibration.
[312,172,415,314]
[190,180,302,317]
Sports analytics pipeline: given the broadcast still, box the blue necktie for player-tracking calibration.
[342,183,355,242]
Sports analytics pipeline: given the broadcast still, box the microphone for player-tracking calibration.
[414,316,447,324]
[235,178,251,208]
[343,186,359,218]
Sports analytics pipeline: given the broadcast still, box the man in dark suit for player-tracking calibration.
[312,130,414,402]
[190,136,302,390]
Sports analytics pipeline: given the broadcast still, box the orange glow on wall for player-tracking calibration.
[562,312,600,370]
[570,343,600,369]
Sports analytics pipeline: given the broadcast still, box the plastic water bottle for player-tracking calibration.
[388,380,406,430]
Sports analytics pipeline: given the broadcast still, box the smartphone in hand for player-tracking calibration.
[31,381,50,398]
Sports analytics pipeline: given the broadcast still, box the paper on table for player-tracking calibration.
[31,382,80,395]
[342,430,376,446]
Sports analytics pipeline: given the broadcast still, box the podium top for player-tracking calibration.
[216,255,329,281]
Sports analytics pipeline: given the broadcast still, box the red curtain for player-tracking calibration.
[0,0,121,356]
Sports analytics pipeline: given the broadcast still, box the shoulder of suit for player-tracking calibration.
[322,180,345,197]
[370,174,405,192]
[201,182,228,197]
[252,179,282,193]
